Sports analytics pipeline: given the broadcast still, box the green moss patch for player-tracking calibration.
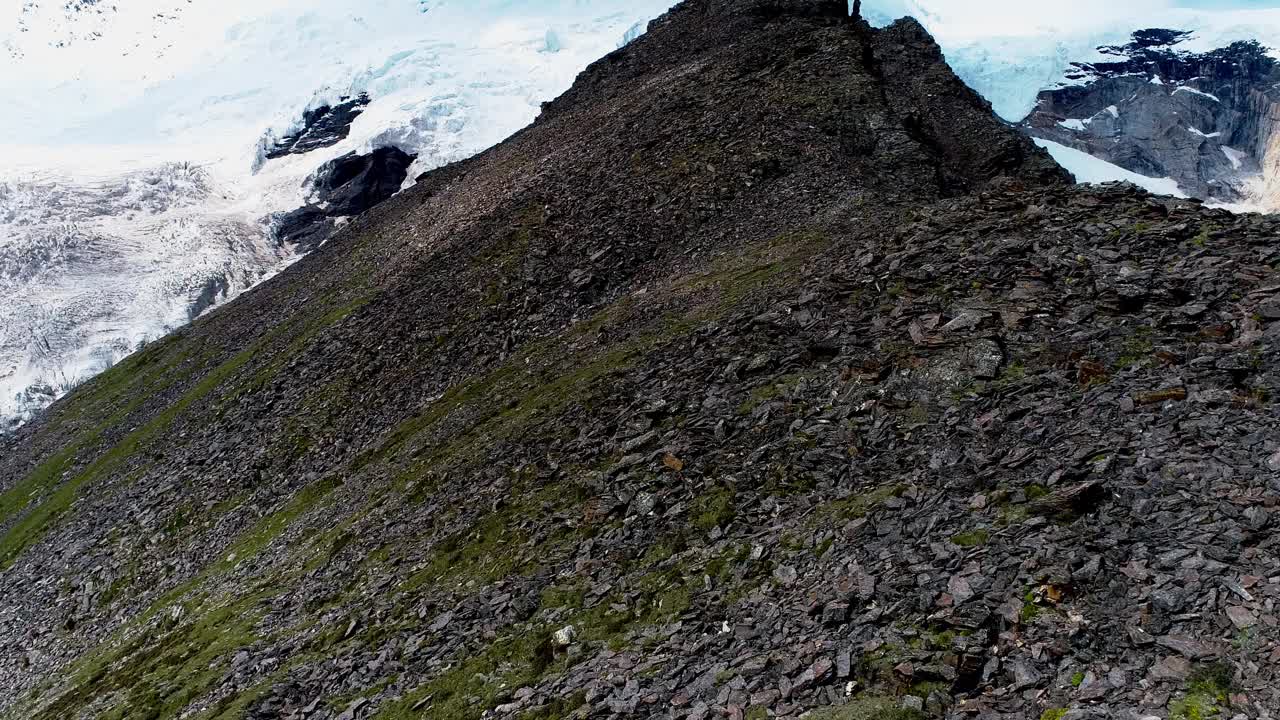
[949,529,990,547]
[803,696,926,720]
[692,486,737,531]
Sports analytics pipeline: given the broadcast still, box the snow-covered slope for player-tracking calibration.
[0,0,680,431]
[1032,138,1189,198]
[0,161,293,426]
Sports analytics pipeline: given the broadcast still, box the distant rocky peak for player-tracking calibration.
[1024,29,1280,208]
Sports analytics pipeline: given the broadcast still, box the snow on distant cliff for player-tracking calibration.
[861,1,1280,122]
[858,1,1280,210]
[1032,139,1189,198]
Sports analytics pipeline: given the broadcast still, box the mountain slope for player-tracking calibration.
[3,2,1280,720]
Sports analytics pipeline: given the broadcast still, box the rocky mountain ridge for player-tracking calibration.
[2,2,1280,720]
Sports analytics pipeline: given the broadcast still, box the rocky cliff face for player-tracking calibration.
[272,146,419,254]
[1023,30,1280,205]
[3,2,1280,720]
[263,94,373,161]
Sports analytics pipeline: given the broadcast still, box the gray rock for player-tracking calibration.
[822,601,849,626]
[1149,656,1191,682]
[553,625,577,648]
[1243,506,1269,530]
[1155,634,1219,660]
[948,574,975,605]
[772,565,798,586]
[1225,606,1257,629]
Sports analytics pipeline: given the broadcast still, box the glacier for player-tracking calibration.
[8,0,1280,431]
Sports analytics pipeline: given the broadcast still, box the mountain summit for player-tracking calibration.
[4,2,1280,719]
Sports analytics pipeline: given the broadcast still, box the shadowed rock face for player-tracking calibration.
[8,3,1280,720]
[265,93,373,160]
[273,204,335,254]
[273,146,418,253]
[1024,30,1280,204]
[312,147,417,217]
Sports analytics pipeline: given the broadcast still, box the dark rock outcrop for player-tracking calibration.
[4,3,1280,720]
[273,204,337,253]
[311,147,416,217]
[265,93,372,160]
[1024,30,1280,203]
[272,146,417,252]
[187,273,234,321]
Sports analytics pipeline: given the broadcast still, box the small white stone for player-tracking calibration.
[552,625,577,647]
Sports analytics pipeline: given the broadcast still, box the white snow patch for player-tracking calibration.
[1222,146,1248,170]
[1208,199,1264,213]
[1174,86,1221,103]
[1187,127,1222,138]
[1151,75,1165,85]
[1053,106,1121,133]
[1034,138,1187,198]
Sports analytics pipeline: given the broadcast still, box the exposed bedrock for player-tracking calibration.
[271,146,417,252]
[264,93,372,161]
